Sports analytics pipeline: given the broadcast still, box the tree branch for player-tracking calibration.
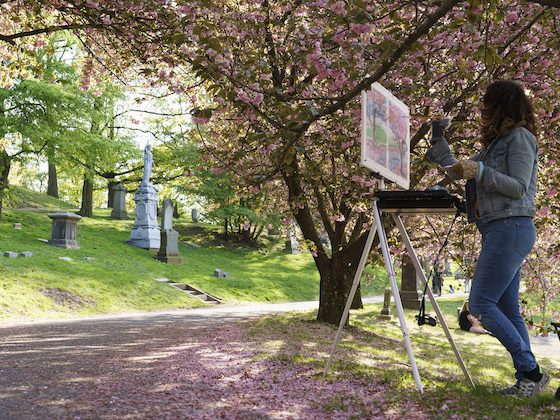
[306,0,463,130]
[0,23,103,44]
[528,0,560,7]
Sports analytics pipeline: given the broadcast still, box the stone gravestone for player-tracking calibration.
[400,254,422,309]
[284,222,299,254]
[110,183,128,220]
[155,198,183,265]
[191,208,200,223]
[48,211,82,249]
[379,288,392,320]
[128,144,160,251]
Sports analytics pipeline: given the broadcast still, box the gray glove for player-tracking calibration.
[430,118,451,145]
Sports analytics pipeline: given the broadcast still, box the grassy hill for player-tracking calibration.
[0,187,387,323]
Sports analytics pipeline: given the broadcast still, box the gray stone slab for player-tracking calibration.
[155,277,170,282]
[214,269,223,277]
[59,257,73,261]
[185,242,202,248]
[13,223,22,230]
[19,252,33,258]
[4,252,18,258]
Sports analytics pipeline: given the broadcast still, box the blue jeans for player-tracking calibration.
[469,217,537,379]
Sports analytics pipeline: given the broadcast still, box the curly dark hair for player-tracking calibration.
[480,80,538,146]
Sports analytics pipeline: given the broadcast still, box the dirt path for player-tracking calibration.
[0,298,394,419]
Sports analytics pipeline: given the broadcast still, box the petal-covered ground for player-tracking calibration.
[0,313,427,419]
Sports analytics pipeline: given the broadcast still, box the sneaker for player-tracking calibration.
[518,371,551,398]
[500,380,521,396]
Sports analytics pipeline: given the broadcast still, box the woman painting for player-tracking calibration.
[427,80,549,397]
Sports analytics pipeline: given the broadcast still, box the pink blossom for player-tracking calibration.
[537,207,550,217]
[311,250,318,257]
[192,116,209,125]
[547,188,558,197]
[331,1,346,16]
[332,214,345,222]
[251,93,264,106]
[101,15,112,25]
[235,89,251,104]
[505,11,519,24]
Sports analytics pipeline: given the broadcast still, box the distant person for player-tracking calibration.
[448,285,455,294]
[427,80,549,397]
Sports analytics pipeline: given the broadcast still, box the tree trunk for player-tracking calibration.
[283,154,368,325]
[47,160,59,198]
[173,202,180,218]
[107,180,116,208]
[314,250,365,324]
[0,151,11,223]
[78,175,94,217]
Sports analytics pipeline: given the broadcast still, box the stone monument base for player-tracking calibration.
[110,209,128,220]
[155,255,183,265]
[127,226,160,250]
[49,239,80,249]
[400,290,423,310]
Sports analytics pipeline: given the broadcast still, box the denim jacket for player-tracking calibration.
[426,127,538,223]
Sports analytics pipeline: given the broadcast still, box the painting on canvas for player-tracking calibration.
[361,82,410,189]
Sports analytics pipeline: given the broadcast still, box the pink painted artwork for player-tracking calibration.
[361,83,410,189]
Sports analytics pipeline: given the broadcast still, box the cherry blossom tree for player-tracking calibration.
[1,0,559,324]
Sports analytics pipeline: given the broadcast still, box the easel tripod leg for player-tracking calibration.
[374,201,423,393]
[323,223,378,377]
[392,214,475,389]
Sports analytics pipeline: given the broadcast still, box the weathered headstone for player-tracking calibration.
[19,252,33,258]
[400,254,422,309]
[110,183,128,220]
[13,223,22,230]
[191,208,200,223]
[155,198,183,264]
[59,256,73,261]
[4,252,18,258]
[213,269,229,278]
[379,288,392,320]
[48,211,82,249]
[444,259,452,275]
[128,144,160,251]
[284,222,299,254]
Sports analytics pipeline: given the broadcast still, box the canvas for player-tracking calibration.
[361,82,410,189]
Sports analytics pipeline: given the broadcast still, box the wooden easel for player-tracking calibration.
[323,193,475,392]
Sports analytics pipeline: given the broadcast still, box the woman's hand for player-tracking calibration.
[445,160,480,180]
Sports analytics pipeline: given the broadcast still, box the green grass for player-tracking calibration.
[0,202,325,322]
[246,300,560,418]
[4,185,77,210]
